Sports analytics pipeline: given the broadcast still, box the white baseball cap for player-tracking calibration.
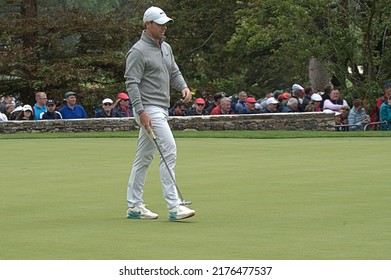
[323,109,341,116]
[292,84,304,91]
[22,104,33,112]
[102,98,113,104]
[311,93,322,101]
[143,6,173,25]
[266,97,279,105]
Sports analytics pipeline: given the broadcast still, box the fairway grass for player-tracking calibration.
[1,137,390,260]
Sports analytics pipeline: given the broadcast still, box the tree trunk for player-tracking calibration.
[20,0,38,103]
[309,57,332,92]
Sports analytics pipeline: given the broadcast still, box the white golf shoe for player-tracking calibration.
[169,205,195,221]
[127,205,158,219]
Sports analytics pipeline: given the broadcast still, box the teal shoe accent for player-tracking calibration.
[127,211,141,219]
[169,211,177,221]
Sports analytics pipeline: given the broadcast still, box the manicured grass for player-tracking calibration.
[0,136,390,259]
[0,129,391,140]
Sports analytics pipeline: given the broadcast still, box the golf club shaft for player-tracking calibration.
[146,127,185,202]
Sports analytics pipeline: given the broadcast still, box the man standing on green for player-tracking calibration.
[124,6,195,221]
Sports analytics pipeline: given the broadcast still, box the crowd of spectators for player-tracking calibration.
[0,91,133,122]
[1,82,391,131]
[166,82,391,131]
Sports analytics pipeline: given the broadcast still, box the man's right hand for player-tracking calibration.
[139,111,152,131]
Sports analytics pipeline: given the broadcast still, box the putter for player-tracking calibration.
[146,127,192,206]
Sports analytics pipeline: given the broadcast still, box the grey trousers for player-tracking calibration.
[127,105,181,209]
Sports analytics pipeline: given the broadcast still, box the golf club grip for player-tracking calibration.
[146,126,156,139]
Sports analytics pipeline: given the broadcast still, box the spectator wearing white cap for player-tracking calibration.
[324,109,345,131]
[258,92,275,111]
[8,105,23,120]
[16,105,34,120]
[94,98,121,118]
[304,93,323,112]
[291,83,306,111]
[261,97,279,113]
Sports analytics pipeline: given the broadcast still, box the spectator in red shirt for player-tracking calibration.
[210,97,234,115]
[370,82,391,123]
[205,92,225,114]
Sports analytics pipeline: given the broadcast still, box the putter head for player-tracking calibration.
[180,200,192,206]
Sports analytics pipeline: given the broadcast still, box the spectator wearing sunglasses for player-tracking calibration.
[187,98,208,115]
[40,99,62,119]
[114,92,133,117]
[94,98,121,118]
[261,97,279,113]
[169,100,188,116]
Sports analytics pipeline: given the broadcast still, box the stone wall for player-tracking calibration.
[0,112,335,134]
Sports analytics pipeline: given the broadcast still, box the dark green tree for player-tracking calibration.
[0,0,138,115]
[225,0,391,100]
[2,0,390,112]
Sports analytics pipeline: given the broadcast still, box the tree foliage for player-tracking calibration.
[226,0,391,99]
[0,0,140,113]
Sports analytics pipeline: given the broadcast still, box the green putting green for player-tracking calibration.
[0,137,390,259]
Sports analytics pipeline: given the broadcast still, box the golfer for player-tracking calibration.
[124,6,195,221]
